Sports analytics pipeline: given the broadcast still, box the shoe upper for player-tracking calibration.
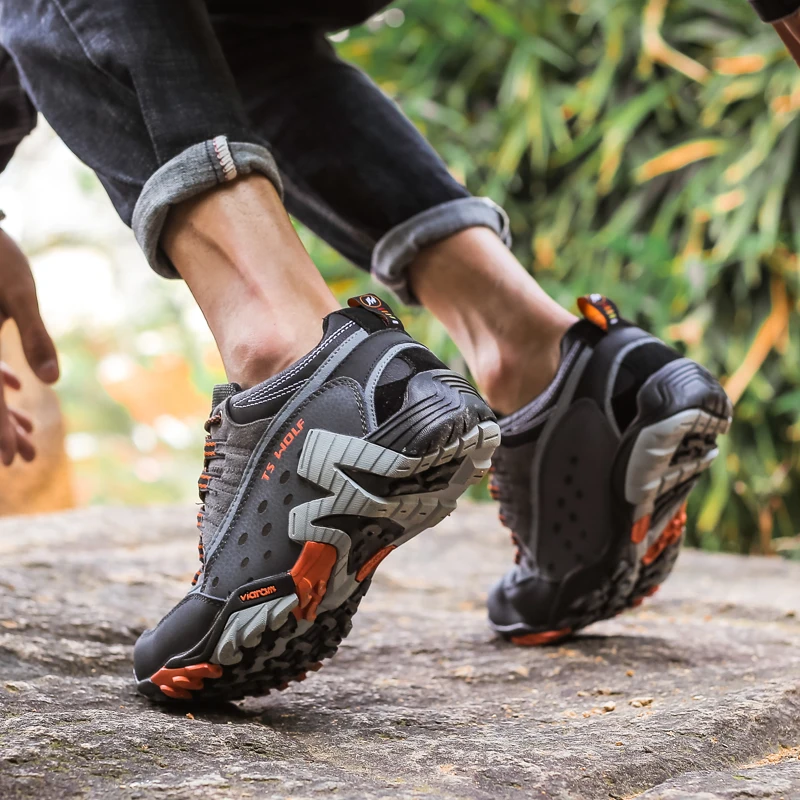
[487,294,729,632]
[133,295,493,680]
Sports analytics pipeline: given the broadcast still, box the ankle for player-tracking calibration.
[212,280,336,388]
[161,174,340,388]
[409,227,576,413]
[221,328,314,388]
[472,328,565,414]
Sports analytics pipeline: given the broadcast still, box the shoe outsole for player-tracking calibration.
[137,418,501,702]
[495,361,732,646]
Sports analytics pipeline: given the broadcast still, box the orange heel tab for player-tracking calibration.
[347,294,404,331]
[577,294,623,332]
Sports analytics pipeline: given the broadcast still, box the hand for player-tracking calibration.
[0,228,59,466]
[774,12,800,67]
[0,362,35,463]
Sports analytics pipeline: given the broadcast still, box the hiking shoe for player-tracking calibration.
[134,295,500,701]
[487,294,732,646]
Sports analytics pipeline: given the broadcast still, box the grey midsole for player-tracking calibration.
[215,595,298,666]
[626,408,731,555]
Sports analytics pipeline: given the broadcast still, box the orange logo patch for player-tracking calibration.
[577,294,620,331]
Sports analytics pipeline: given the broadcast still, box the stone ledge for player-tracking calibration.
[0,504,798,799]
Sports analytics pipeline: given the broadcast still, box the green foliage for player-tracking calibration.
[305,0,800,552]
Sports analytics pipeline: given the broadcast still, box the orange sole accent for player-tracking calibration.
[290,541,338,621]
[511,627,572,647]
[355,544,396,582]
[150,662,223,700]
[642,504,687,567]
[630,514,652,544]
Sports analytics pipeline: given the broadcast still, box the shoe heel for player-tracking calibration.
[624,359,733,529]
[368,369,496,456]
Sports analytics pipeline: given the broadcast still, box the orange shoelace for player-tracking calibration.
[192,414,223,587]
[489,465,524,566]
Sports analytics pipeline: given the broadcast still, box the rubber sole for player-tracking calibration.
[138,418,500,702]
[494,361,732,646]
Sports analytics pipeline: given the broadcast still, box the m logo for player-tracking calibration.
[347,294,404,330]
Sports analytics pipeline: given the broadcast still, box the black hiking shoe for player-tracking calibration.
[487,294,732,646]
[134,295,500,701]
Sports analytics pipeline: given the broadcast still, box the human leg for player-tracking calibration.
[215,12,732,643]
[0,0,335,387]
[211,17,574,412]
[161,174,338,386]
[2,0,500,700]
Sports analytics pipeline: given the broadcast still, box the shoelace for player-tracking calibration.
[488,464,524,566]
[192,413,223,586]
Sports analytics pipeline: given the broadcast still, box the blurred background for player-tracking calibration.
[0,0,798,557]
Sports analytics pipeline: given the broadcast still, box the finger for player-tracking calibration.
[0,379,17,466]
[14,425,35,462]
[0,363,22,391]
[0,412,17,466]
[12,293,59,384]
[9,407,33,434]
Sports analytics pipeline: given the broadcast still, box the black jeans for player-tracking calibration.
[0,0,509,303]
[749,0,800,22]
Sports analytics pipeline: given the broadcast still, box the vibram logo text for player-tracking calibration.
[239,585,277,602]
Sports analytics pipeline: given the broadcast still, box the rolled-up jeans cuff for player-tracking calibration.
[132,136,283,279]
[749,0,800,22]
[370,197,511,305]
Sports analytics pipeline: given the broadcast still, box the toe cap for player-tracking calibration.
[134,593,223,680]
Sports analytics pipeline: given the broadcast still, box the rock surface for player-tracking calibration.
[0,503,798,799]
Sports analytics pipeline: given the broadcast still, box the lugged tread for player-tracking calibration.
[189,582,369,702]
[498,405,730,643]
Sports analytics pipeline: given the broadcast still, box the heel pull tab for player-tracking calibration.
[577,294,625,332]
[347,294,405,331]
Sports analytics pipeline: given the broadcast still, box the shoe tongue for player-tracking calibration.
[210,382,241,414]
[323,294,405,336]
[321,309,358,337]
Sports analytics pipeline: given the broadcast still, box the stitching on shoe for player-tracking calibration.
[233,322,355,408]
